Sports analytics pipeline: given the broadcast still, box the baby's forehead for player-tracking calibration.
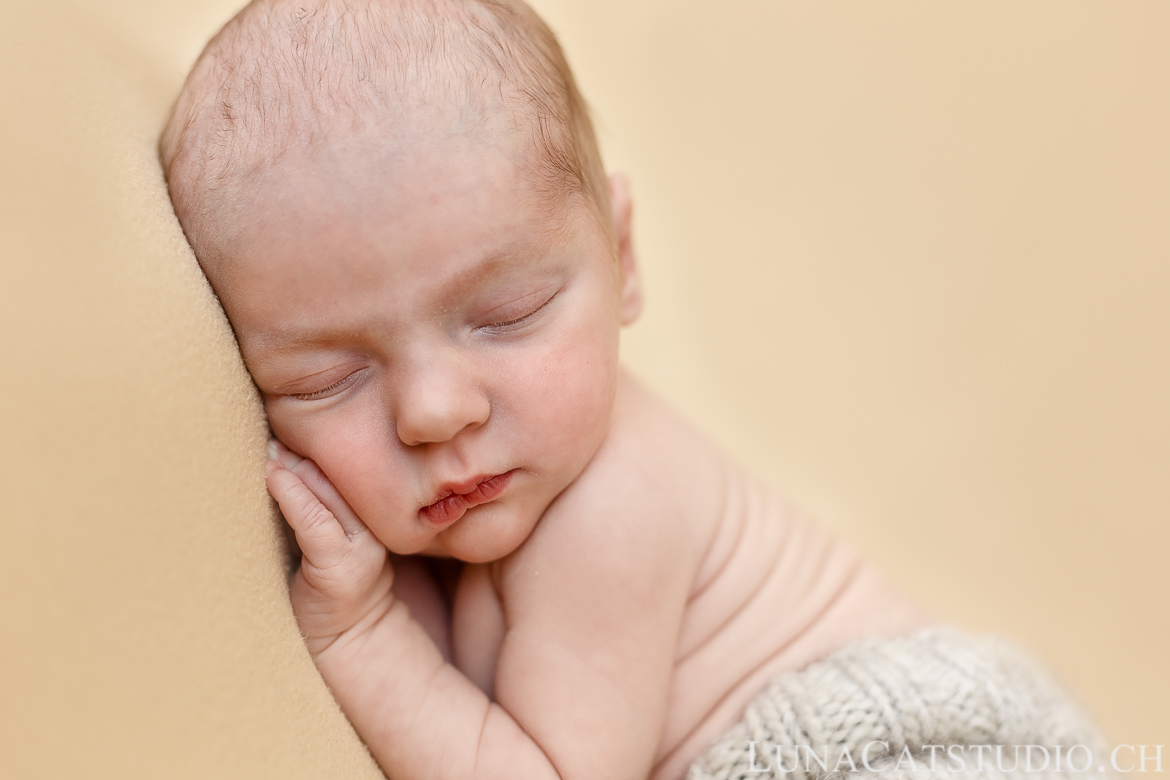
[189,100,563,286]
[206,124,588,285]
[227,113,559,229]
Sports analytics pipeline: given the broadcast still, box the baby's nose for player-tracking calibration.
[394,351,490,447]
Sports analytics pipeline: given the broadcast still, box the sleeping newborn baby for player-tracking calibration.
[160,2,1107,779]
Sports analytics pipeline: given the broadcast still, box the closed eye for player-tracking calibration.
[288,369,364,401]
[480,291,559,332]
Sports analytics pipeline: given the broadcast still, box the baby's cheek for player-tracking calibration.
[277,399,405,523]
[264,401,313,456]
[531,330,618,451]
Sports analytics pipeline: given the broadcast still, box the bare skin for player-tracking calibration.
[188,120,928,780]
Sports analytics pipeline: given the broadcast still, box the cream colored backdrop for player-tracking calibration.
[1,0,1166,776]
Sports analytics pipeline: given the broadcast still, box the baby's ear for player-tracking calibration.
[608,173,642,325]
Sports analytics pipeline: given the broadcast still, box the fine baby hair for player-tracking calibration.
[160,0,610,255]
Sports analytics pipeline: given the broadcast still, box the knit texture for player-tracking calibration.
[688,627,1113,780]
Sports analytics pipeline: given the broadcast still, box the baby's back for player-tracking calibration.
[656,427,929,777]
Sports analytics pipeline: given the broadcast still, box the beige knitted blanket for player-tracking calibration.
[689,627,1115,780]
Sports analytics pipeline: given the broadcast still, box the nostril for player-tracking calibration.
[395,397,489,447]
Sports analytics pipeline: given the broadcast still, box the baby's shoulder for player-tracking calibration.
[497,369,728,593]
[555,371,726,539]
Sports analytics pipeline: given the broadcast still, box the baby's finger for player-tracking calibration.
[266,460,351,571]
[267,438,367,539]
[285,457,369,540]
[268,438,305,470]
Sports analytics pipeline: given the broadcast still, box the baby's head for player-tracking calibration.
[162,0,641,562]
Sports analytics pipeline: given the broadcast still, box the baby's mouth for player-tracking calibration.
[419,470,516,527]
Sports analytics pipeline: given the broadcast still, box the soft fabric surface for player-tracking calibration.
[0,2,382,777]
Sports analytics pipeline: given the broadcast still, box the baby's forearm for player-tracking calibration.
[315,596,560,780]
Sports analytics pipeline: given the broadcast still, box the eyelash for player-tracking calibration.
[289,370,362,401]
[482,291,558,332]
[284,293,557,400]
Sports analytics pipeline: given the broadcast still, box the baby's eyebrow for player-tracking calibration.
[422,246,561,311]
[441,249,533,291]
[244,328,364,362]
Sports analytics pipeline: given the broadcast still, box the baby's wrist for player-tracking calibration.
[292,561,398,658]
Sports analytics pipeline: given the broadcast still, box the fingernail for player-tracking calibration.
[267,439,279,461]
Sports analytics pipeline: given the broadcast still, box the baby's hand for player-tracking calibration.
[265,440,394,657]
